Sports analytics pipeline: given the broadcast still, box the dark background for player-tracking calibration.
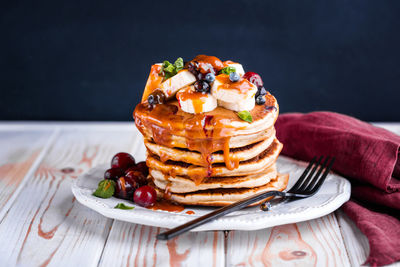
[1,0,399,121]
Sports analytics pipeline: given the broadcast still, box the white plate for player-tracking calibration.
[71,156,350,231]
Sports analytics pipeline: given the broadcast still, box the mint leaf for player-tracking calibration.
[237,111,253,123]
[160,57,184,80]
[220,66,236,75]
[174,57,184,72]
[114,203,135,210]
[162,61,175,73]
[93,179,115,198]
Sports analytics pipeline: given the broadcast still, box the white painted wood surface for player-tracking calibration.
[99,222,225,267]
[0,122,398,267]
[227,213,350,267]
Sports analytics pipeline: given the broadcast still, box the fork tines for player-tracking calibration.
[288,156,335,196]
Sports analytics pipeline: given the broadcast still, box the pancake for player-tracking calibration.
[134,93,279,142]
[140,126,274,149]
[154,173,289,206]
[146,139,282,182]
[145,127,275,165]
[151,163,277,193]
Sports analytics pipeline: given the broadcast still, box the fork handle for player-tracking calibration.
[157,190,285,240]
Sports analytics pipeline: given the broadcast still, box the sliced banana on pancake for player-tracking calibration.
[159,69,196,99]
[211,74,256,111]
[176,86,217,114]
[222,61,245,76]
[218,98,255,112]
[142,63,164,101]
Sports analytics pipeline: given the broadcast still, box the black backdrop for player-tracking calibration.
[1,0,400,121]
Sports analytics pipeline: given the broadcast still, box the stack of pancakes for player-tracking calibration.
[134,92,288,206]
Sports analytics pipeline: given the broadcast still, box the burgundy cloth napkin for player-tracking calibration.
[275,112,400,266]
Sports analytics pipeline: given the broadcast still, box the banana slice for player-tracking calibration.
[142,63,163,102]
[177,86,217,114]
[218,97,255,112]
[159,69,196,99]
[224,62,245,76]
[211,74,257,104]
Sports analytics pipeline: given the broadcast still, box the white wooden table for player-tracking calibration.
[0,122,399,267]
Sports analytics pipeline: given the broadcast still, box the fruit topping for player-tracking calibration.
[177,86,217,114]
[256,86,267,97]
[142,64,164,102]
[134,185,157,207]
[190,55,224,73]
[205,73,216,83]
[223,62,245,76]
[229,72,240,82]
[256,95,266,105]
[220,66,236,75]
[115,176,139,200]
[147,89,166,107]
[211,74,257,112]
[126,161,149,177]
[104,168,124,181]
[111,152,135,171]
[243,72,263,87]
[194,80,210,93]
[125,170,147,186]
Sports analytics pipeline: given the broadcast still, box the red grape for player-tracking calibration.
[243,72,263,87]
[104,168,124,180]
[114,176,139,200]
[111,152,135,171]
[126,161,148,176]
[125,170,147,186]
[133,186,157,207]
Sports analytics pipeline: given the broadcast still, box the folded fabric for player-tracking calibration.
[342,201,400,266]
[275,111,400,266]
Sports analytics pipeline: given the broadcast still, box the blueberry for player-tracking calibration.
[147,90,165,106]
[205,73,215,83]
[229,72,240,82]
[147,94,155,105]
[194,80,210,93]
[258,86,267,96]
[256,95,266,105]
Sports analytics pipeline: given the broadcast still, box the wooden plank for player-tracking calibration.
[99,222,225,267]
[335,210,369,266]
[0,129,55,219]
[227,213,350,267]
[0,128,141,266]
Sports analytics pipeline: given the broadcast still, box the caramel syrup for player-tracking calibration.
[177,87,207,114]
[134,93,278,185]
[142,64,163,101]
[215,74,255,94]
[191,55,224,73]
[148,199,185,213]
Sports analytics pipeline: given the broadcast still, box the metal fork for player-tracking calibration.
[157,156,335,240]
[260,156,334,211]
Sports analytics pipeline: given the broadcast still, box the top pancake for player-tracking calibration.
[134,92,279,143]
